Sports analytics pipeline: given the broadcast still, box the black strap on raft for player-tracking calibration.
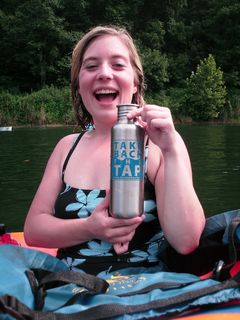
[212,215,240,281]
[25,269,109,311]
[227,216,240,266]
[1,271,240,320]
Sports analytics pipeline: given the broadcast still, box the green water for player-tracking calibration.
[0,125,240,231]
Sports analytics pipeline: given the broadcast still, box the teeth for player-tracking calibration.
[95,89,117,94]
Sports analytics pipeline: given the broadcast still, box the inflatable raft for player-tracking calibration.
[0,229,239,320]
[10,231,58,256]
[0,210,240,320]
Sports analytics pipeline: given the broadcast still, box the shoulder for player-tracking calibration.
[48,133,80,163]
[54,133,79,151]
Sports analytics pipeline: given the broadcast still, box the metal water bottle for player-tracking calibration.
[110,104,145,218]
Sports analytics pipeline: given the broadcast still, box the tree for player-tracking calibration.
[137,20,169,94]
[180,0,240,87]
[0,0,75,91]
[183,54,227,120]
[211,1,240,86]
[1,0,239,96]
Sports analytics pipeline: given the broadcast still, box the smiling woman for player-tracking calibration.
[76,36,139,129]
[23,25,205,276]
[71,26,145,130]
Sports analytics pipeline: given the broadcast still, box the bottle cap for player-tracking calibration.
[117,104,139,120]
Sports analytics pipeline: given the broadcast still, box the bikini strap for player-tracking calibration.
[61,131,85,181]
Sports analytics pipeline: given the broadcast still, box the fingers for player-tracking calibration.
[127,105,171,124]
[104,221,139,245]
[149,118,172,130]
[95,189,110,211]
[127,107,143,119]
[91,192,144,248]
[110,215,144,229]
[93,191,145,229]
[142,105,174,134]
[126,104,176,152]
[109,226,136,241]
[113,242,129,254]
[141,106,171,123]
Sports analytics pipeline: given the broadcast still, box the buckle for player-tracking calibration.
[212,260,225,280]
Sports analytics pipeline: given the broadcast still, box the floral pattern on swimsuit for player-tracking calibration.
[54,180,166,275]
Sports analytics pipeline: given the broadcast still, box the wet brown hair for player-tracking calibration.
[71,25,145,129]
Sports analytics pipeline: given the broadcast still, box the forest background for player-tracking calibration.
[0,0,240,126]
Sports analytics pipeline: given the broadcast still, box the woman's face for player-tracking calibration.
[78,35,137,125]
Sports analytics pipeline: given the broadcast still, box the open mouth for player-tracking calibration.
[94,89,119,102]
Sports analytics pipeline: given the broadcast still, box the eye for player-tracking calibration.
[85,64,98,70]
[113,62,126,69]
[82,59,99,70]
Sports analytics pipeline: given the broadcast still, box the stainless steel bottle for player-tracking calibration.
[110,104,145,218]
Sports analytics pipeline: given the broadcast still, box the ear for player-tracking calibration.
[133,84,137,94]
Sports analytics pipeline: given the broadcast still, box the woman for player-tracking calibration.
[24,25,205,275]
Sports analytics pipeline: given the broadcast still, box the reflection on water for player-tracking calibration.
[0,125,240,231]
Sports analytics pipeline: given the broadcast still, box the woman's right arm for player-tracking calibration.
[24,135,92,248]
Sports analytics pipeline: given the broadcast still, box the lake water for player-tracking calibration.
[0,125,240,232]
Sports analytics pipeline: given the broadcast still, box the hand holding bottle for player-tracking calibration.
[127,104,177,154]
[88,190,144,253]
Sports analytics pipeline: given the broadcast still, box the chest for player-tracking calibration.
[64,138,111,190]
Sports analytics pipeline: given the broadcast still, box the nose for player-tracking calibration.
[97,63,113,80]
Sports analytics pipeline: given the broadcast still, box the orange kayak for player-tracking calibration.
[10,231,58,256]
[180,314,240,320]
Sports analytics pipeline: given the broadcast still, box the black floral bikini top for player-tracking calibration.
[54,132,164,275]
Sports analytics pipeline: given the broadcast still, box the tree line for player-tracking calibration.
[0,0,239,124]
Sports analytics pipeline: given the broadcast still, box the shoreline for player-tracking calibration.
[12,124,76,129]
[9,119,240,129]
[2,114,240,130]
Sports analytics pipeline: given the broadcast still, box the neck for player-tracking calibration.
[87,125,111,141]
[92,121,115,137]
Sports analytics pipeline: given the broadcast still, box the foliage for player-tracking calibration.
[0,86,74,126]
[183,0,240,87]
[138,20,169,93]
[182,54,227,120]
[0,0,76,91]
[226,88,240,119]
[0,0,239,121]
[0,91,20,125]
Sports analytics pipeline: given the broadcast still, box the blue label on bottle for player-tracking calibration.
[111,139,144,180]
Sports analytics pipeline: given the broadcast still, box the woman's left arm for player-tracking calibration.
[128,105,205,254]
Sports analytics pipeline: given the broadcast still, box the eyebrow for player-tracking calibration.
[82,55,128,65]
